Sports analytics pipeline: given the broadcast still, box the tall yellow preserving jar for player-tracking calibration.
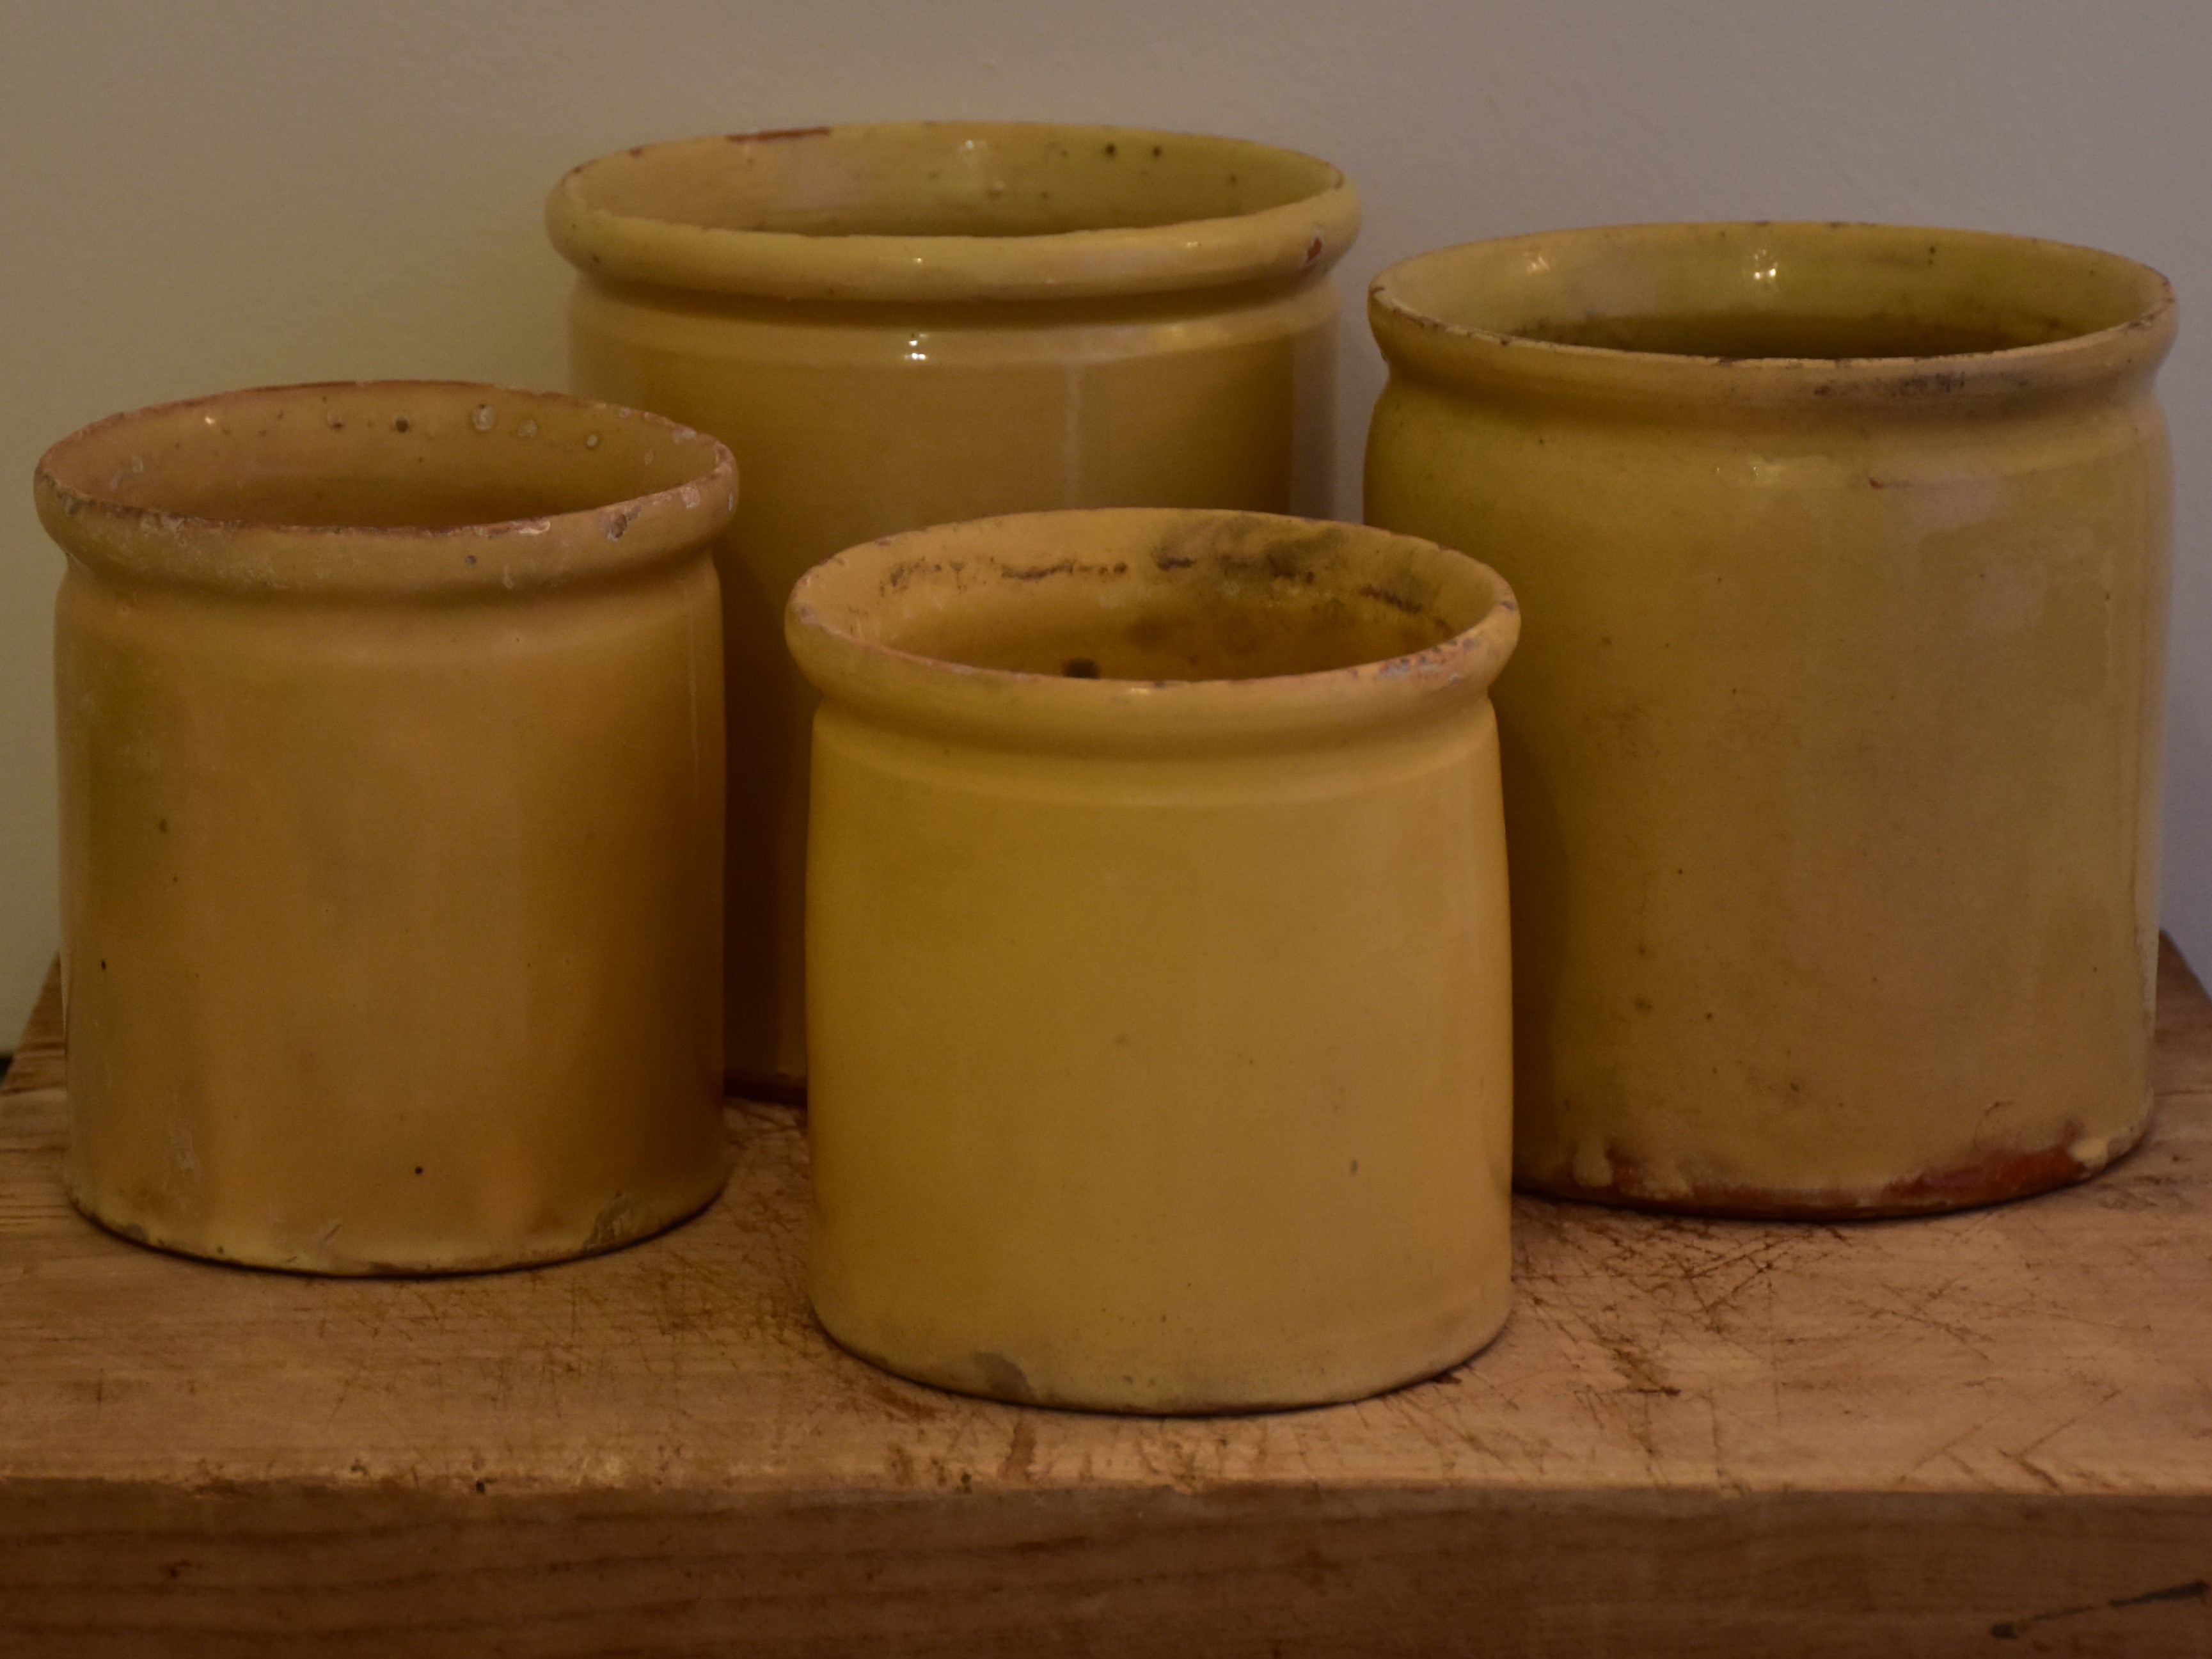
[549,123,1360,1094]
[1366,223,2176,1216]
[38,382,734,1272]
[787,508,1519,1411]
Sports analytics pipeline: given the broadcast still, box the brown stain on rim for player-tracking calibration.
[728,126,833,143]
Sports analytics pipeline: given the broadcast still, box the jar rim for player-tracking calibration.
[547,122,1361,304]
[35,381,736,598]
[1370,221,2176,409]
[786,509,1519,754]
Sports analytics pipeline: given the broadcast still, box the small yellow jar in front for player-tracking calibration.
[549,122,1362,1094]
[37,382,736,1273]
[787,509,1519,1412]
[1365,222,2177,1217]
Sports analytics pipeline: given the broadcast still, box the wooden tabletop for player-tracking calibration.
[5,946,2212,1656]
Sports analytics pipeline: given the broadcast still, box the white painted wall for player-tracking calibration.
[2,0,2207,1037]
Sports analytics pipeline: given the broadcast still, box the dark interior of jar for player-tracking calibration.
[842,516,1482,684]
[1515,312,2061,358]
[152,476,602,530]
[45,388,718,530]
[1387,224,2161,361]
[574,125,1334,240]
[906,587,1456,682]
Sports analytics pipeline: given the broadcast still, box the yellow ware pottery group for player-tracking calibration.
[39,383,735,1273]
[24,111,2186,1419]
[786,509,1520,1411]
[549,122,1361,1094]
[1366,221,2177,1216]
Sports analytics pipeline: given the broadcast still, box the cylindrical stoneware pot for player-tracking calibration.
[549,122,1361,1097]
[37,381,736,1273]
[1366,222,2177,1218]
[786,507,1519,1411]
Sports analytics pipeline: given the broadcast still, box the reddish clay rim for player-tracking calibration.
[35,381,736,598]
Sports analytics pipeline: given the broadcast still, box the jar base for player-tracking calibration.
[811,1299,1513,1417]
[65,1162,731,1276]
[1516,1113,2151,1221]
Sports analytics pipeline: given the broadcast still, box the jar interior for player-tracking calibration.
[1517,312,2049,359]
[571,125,1338,240]
[819,514,1494,683]
[43,386,721,530]
[1386,223,2164,360]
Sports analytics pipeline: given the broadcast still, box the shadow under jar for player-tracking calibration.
[548,122,1361,1097]
[787,508,1518,1411]
[37,382,735,1273]
[1365,222,2177,1217]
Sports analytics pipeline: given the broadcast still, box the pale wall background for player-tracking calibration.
[1,0,2207,1038]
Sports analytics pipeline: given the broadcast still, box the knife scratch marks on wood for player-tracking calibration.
[1991,1579,2209,1639]
[2009,1386,2128,1463]
[857,1376,944,1425]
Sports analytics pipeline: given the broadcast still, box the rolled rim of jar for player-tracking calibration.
[35,381,738,599]
[1370,221,2177,411]
[786,508,1519,756]
[546,122,1361,304]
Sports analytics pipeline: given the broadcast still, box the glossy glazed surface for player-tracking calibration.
[552,122,1359,1090]
[1367,222,2176,1216]
[38,382,734,1271]
[788,509,1517,1411]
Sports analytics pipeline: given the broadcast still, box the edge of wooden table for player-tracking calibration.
[5,945,2211,1657]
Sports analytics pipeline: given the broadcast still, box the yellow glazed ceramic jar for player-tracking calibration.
[786,508,1519,1411]
[549,122,1361,1095]
[38,382,735,1272]
[1366,223,2176,1217]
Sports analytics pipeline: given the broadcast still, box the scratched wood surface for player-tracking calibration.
[4,946,2212,1656]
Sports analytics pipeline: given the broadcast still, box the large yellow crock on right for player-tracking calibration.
[1366,222,2177,1217]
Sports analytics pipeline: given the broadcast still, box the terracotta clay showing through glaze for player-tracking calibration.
[787,508,1518,1411]
[1366,222,2176,1217]
[38,382,736,1273]
[549,122,1361,1094]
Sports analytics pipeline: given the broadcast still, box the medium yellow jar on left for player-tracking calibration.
[38,381,734,1273]
[549,122,1361,1094]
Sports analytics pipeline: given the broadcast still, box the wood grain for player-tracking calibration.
[4,942,2211,1655]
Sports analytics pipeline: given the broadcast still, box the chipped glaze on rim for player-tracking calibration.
[548,122,1361,305]
[1370,221,2177,411]
[35,381,737,599]
[785,509,1519,756]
